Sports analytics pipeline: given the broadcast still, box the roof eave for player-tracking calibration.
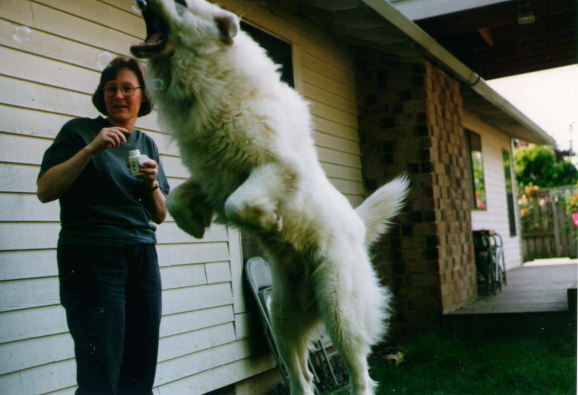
[361,0,556,146]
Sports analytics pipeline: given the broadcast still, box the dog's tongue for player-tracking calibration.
[132,31,163,56]
[147,32,163,45]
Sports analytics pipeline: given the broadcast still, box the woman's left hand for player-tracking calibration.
[138,159,159,189]
[137,158,167,223]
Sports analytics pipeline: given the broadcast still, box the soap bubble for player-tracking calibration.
[13,26,31,43]
[96,51,113,70]
[151,78,165,91]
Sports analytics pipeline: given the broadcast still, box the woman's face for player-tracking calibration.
[103,68,145,129]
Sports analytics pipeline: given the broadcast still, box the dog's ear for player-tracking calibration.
[215,12,238,45]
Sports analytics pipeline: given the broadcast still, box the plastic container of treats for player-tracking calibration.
[128,149,149,176]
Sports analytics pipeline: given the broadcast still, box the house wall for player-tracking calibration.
[464,112,523,270]
[0,1,361,393]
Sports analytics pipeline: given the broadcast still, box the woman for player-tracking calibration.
[37,57,169,394]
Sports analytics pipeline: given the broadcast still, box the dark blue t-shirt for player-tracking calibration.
[39,116,170,246]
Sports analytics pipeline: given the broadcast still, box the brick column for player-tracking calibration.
[353,49,477,338]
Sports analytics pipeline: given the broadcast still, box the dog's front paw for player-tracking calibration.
[169,205,209,238]
[225,197,283,233]
[167,182,213,239]
[254,201,283,232]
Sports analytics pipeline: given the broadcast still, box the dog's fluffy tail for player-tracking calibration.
[356,175,410,247]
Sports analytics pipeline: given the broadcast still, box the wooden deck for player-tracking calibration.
[451,259,577,315]
[444,259,577,336]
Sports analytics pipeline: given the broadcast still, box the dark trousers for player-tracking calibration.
[58,244,162,395]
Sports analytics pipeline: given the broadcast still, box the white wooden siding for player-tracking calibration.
[300,37,364,205]
[465,112,523,270]
[0,0,364,393]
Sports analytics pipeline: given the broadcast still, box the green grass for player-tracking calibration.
[332,329,576,395]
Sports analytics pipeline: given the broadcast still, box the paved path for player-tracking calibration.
[451,259,577,314]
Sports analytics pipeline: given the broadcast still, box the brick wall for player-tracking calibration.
[353,49,477,338]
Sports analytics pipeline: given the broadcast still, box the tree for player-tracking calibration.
[514,144,578,191]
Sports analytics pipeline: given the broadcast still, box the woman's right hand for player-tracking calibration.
[87,127,129,154]
[38,127,129,202]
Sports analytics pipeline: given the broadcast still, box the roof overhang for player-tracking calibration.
[408,0,577,80]
[272,0,556,145]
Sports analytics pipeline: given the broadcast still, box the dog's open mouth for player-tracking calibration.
[130,1,170,58]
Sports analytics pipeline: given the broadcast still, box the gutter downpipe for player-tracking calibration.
[361,0,556,146]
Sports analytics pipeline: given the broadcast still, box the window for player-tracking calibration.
[238,23,294,261]
[465,130,486,209]
[503,149,517,236]
[241,22,294,87]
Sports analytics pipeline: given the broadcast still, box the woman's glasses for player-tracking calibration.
[103,84,141,97]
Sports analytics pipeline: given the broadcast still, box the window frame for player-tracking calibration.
[465,129,487,210]
[502,148,517,236]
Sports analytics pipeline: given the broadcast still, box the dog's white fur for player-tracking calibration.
[133,1,409,393]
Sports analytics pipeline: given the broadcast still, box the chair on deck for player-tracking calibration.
[245,256,340,388]
[473,230,507,295]
[489,231,507,290]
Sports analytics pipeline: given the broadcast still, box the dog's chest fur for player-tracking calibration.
[148,38,314,214]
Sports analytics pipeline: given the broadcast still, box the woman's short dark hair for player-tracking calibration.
[92,56,153,117]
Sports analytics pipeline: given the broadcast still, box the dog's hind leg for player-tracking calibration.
[269,277,320,395]
[312,248,389,395]
[166,178,213,238]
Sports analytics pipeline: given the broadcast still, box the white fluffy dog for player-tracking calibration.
[131,0,409,393]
